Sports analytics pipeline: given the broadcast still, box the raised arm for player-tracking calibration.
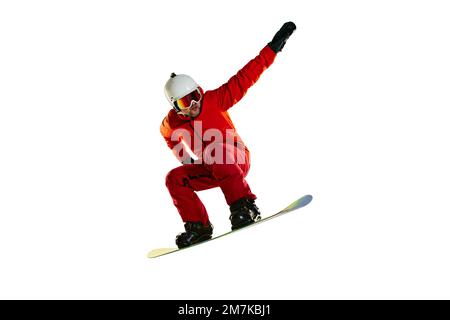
[210,22,297,111]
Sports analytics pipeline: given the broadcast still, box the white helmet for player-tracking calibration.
[164,73,200,111]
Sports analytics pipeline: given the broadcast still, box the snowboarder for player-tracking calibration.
[161,22,297,248]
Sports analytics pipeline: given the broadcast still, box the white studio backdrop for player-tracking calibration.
[0,0,449,299]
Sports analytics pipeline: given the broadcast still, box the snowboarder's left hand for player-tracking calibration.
[268,21,297,53]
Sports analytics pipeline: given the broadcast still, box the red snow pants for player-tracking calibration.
[165,143,256,225]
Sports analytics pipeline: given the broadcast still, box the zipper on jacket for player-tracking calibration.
[188,120,207,157]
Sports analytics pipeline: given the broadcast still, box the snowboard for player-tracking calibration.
[147,194,313,258]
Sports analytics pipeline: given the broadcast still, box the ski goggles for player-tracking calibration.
[173,88,202,112]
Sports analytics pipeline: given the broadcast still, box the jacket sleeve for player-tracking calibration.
[160,111,193,164]
[210,45,276,111]
[160,112,176,150]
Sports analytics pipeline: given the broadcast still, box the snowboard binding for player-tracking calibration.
[229,198,262,230]
[175,221,213,249]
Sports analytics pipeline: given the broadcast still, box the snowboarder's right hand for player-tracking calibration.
[181,157,196,165]
[268,21,297,53]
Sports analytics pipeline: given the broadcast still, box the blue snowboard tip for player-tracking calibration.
[300,194,313,206]
[282,194,313,212]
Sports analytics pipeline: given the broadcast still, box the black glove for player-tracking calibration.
[268,21,297,53]
[181,157,196,165]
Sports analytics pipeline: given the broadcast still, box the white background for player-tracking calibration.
[1,0,449,299]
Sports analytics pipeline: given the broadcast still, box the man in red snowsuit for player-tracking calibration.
[161,22,297,248]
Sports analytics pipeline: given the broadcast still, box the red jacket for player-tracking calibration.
[160,45,276,162]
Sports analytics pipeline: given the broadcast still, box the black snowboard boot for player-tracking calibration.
[229,198,262,230]
[175,221,213,249]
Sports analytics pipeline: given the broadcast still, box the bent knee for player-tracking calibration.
[165,168,178,187]
[165,167,187,188]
